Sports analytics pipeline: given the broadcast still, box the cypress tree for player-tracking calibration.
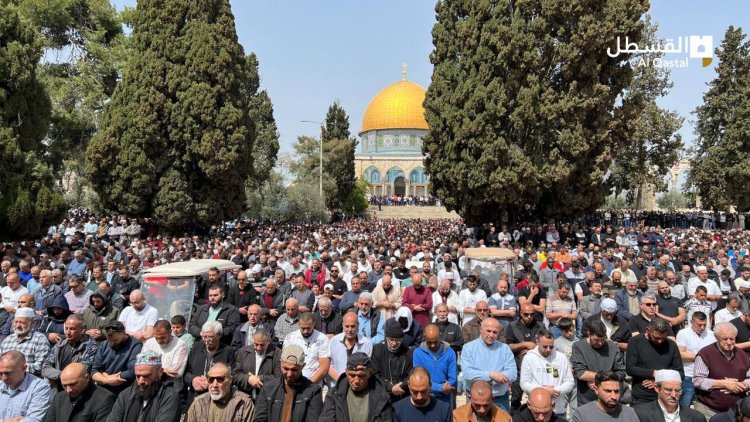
[0,2,65,240]
[321,101,356,210]
[423,0,647,224]
[246,53,279,187]
[86,0,256,230]
[689,27,750,211]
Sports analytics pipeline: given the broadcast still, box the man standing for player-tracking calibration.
[274,298,301,346]
[0,307,50,375]
[463,318,517,413]
[357,293,385,345]
[320,352,393,422]
[108,351,181,421]
[313,297,342,338]
[519,329,575,420]
[676,311,716,408]
[371,320,413,403]
[655,281,687,334]
[63,276,92,314]
[401,274,432,330]
[454,380,512,422]
[189,285,241,346]
[35,270,62,317]
[328,312,373,386]
[687,266,722,312]
[82,290,120,342]
[431,279,460,325]
[392,367,452,421]
[458,275,488,326]
[625,319,684,405]
[489,279,517,332]
[462,300,500,344]
[506,302,544,411]
[186,362,255,422]
[283,312,331,385]
[231,304,273,349]
[232,328,279,397]
[545,283,577,339]
[629,293,674,337]
[372,275,402,320]
[45,362,114,422]
[633,369,706,422]
[614,279,642,321]
[413,324,457,404]
[434,303,463,353]
[184,321,233,402]
[253,345,323,421]
[571,319,626,406]
[571,371,639,421]
[693,322,750,418]
[0,351,51,420]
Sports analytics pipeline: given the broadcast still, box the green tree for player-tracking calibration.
[423,0,648,225]
[17,0,125,181]
[246,53,279,186]
[321,101,356,210]
[656,190,688,212]
[688,26,750,211]
[86,0,256,231]
[608,17,684,206]
[0,2,65,239]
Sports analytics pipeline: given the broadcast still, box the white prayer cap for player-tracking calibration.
[443,272,455,280]
[15,308,35,319]
[741,280,750,289]
[600,298,617,313]
[654,369,682,383]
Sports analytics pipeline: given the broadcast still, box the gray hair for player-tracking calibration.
[317,296,331,307]
[714,322,738,339]
[253,328,271,341]
[201,320,223,336]
[642,293,657,303]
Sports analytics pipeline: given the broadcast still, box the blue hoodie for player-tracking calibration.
[412,340,457,403]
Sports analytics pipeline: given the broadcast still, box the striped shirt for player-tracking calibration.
[0,373,51,421]
[64,289,93,314]
[0,332,50,375]
[545,296,577,326]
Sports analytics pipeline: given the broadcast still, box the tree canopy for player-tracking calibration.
[86,0,258,231]
[423,0,649,224]
[0,2,65,240]
[688,26,750,211]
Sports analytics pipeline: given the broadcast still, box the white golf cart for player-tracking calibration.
[463,248,518,287]
[141,259,240,322]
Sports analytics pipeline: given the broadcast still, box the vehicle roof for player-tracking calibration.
[142,259,240,278]
[464,247,516,261]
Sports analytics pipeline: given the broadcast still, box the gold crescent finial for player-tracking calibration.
[402,62,407,81]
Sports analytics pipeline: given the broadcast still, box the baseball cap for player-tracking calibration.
[346,352,371,370]
[280,345,306,365]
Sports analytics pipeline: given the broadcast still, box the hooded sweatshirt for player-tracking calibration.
[41,294,72,339]
[82,292,120,341]
[519,345,575,414]
[391,307,424,348]
[412,340,457,402]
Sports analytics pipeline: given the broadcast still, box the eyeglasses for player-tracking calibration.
[642,303,656,307]
[476,309,489,312]
[521,313,534,316]
[661,387,682,394]
[207,376,226,384]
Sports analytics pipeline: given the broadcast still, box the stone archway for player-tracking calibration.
[394,176,406,196]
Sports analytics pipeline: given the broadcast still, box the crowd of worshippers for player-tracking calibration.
[3,217,750,420]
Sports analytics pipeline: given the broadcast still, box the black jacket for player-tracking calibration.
[108,380,181,422]
[370,342,413,403]
[259,289,285,323]
[232,344,281,396]
[314,312,343,336]
[227,283,258,315]
[230,320,275,351]
[109,275,139,307]
[252,376,323,422]
[513,405,561,422]
[183,342,234,396]
[435,319,463,353]
[45,382,115,422]
[634,400,706,422]
[320,373,393,422]
[188,301,241,345]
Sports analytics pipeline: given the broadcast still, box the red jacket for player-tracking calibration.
[304,267,327,288]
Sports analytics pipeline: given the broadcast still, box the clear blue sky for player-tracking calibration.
[112,0,750,159]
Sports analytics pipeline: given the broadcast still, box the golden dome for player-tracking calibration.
[359,79,429,135]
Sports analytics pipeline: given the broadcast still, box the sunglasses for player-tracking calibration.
[207,376,227,384]
[642,303,656,307]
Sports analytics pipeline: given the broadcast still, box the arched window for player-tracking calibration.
[409,167,426,184]
[364,167,381,184]
[385,167,405,184]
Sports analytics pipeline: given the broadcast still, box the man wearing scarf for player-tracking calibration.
[108,351,181,422]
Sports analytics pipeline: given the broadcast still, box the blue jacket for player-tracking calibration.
[40,294,71,340]
[461,338,517,397]
[615,288,642,321]
[412,341,457,402]
[91,335,142,395]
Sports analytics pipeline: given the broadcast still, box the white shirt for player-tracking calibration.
[0,286,29,309]
[118,303,158,333]
[458,288,488,326]
[676,326,716,377]
[687,278,722,310]
[714,307,742,326]
[283,329,331,382]
[142,335,189,376]
[658,400,680,422]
